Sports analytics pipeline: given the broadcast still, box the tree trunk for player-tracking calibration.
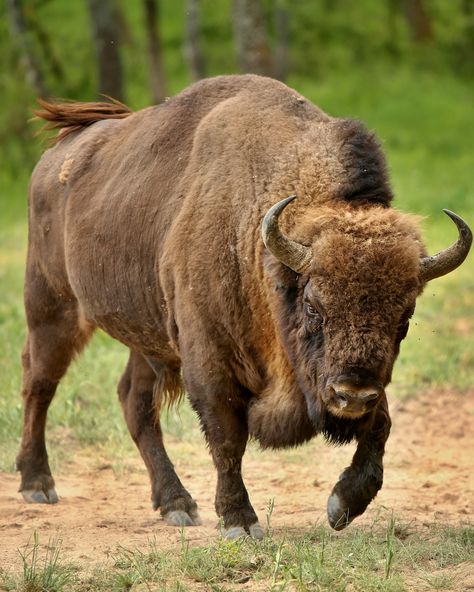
[28,8,66,85]
[232,0,274,77]
[401,0,433,43]
[87,0,124,101]
[274,0,289,81]
[5,0,48,97]
[184,0,206,81]
[144,0,167,103]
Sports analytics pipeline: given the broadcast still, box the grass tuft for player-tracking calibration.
[1,532,76,592]
[385,512,396,579]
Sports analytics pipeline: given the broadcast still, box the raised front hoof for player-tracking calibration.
[222,522,265,541]
[164,509,202,527]
[327,492,355,531]
[21,487,59,504]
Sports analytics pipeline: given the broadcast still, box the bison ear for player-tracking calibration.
[262,196,313,273]
[263,249,300,293]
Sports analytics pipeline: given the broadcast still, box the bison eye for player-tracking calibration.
[305,302,323,332]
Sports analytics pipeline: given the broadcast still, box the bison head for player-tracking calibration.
[262,196,471,429]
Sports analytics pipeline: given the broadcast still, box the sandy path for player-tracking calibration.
[0,389,472,571]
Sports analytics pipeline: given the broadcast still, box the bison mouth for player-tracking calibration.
[326,402,375,420]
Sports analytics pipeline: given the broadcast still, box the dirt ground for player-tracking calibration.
[0,389,472,574]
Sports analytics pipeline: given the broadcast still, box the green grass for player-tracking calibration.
[1,520,472,591]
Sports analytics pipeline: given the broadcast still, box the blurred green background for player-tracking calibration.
[2,0,474,175]
[0,0,473,472]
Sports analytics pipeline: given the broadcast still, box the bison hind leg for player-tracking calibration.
[17,266,95,504]
[118,352,200,526]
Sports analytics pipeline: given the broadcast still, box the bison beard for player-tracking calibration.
[17,75,471,538]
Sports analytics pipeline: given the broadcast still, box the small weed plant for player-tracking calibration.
[2,532,76,592]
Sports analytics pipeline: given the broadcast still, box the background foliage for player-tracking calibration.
[1,0,474,174]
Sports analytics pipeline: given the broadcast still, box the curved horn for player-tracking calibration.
[261,195,312,273]
[420,209,472,282]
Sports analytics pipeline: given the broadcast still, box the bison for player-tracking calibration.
[17,75,471,538]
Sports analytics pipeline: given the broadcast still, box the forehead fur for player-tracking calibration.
[302,204,423,242]
[301,205,426,306]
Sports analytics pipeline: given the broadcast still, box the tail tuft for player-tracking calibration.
[34,97,133,144]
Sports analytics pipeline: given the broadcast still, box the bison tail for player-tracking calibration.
[34,97,133,145]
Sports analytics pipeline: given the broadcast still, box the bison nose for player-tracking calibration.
[334,389,378,405]
[327,384,380,416]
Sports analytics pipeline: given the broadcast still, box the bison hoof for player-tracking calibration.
[249,522,265,540]
[327,492,354,531]
[22,488,59,504]
[223,522,265,540]
[223,526,247,540]
[164,510,201,527]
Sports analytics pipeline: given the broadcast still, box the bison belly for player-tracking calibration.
[64,203,172,358]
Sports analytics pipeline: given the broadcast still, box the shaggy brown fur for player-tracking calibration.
[17,75,456,535]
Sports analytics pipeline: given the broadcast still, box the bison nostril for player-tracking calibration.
[334,391,349,408]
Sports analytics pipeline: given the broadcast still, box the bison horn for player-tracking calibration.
[420,209,472,282]
[262,195,313,273]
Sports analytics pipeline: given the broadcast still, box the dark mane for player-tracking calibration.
[34,98,133,145]
[336,119,393,206]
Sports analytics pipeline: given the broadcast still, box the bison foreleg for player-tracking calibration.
[327,396,391,530]
[193,398,264,540]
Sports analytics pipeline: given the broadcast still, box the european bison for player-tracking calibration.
[17,75,471,537]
